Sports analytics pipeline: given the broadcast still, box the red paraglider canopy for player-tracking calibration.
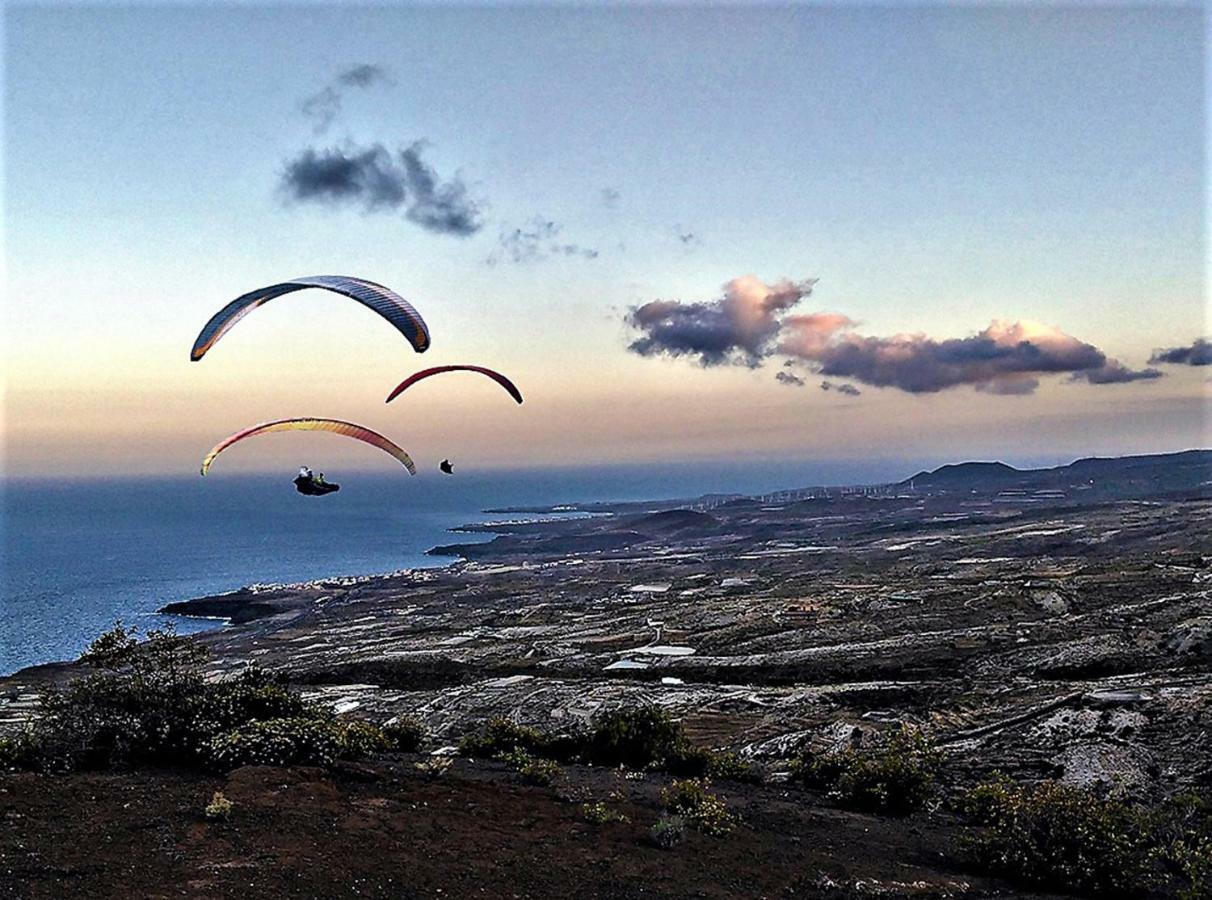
[385,365,523,405]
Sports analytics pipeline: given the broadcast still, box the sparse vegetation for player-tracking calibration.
[660,778,737,836]
[458,717,563,760]
[648,814,686,849]
[203,791,233,822]
[454,706,760,783]
[792,726,940,814]
[414,756,453,779]
[584,706,684,768]
[582,800,629,824]
[960,777,1212,898]
[383,716,427,752]
[4,624,396,774]
[205,716,343,769]
[498,748,563,785]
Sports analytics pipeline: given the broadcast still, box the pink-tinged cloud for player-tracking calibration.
[627,275,817,366]
[626,277,1163,394]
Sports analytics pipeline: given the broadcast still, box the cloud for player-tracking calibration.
[626,275,817,367]
[487,217,599,264]
[674,227,702,249]
[974,375,1039,395]
[625,275,1164,393]
[775,370,805,387]
[301,64,393,134]
[337,63,391,89]
[1150,338,1212,366]
[1070,360,1163,384]
[398,143,482,236]
[820,380,861,396]
[279,141,483,236]
[784,319,1162,393]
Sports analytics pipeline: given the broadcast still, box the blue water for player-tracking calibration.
[1,459,923,674]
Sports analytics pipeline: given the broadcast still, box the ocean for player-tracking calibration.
[1,459,918,674]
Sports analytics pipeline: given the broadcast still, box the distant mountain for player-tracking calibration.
[902,461,1022,487]
[899,449,1212,498]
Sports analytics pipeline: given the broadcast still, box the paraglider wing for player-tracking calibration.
[200,418,416,476]
[191,276,430,361]
[385,365,523,405]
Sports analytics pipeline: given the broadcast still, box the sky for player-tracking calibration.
[2,2,1208,479]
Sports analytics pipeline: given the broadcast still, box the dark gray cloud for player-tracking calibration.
[398,143,482,236]
[674,227,702,250]
[1070,361,1163,384]
[775,370,805,387]
[627,275,816,367]
[302,64,393,134]
[338,63,391,88]
[487,217,599,265]
[626,276,1164,394]
[1150,338,1212,366]
[280,141,483,236]
[820,380,861,396]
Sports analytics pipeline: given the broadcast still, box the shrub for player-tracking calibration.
[793,726,940,814]
[649,814,687,849]
[204,717,342,770]
[8,624,402,775]
[961,778,1150,895]
[660,778,736,836]
[383,716,427,752]
[331,719,392,759]
[415,756,453,779]
[458,718,553,759]
[498,748,562,786]
[185,667,317,747]
[582,800,629,824]
[204,791,233,821]
[0,732,42,772]
[584,706,683,768]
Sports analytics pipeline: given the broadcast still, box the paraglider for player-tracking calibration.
[439,459,454,475]
[190,275,430,362]
[200,418,417,477]
[385,365,523,405]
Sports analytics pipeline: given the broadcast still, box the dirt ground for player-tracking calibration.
[1,757,1056,899]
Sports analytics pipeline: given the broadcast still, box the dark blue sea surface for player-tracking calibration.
[1,459,923,674]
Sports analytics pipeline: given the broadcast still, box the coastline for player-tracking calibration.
[5,453,1210,799]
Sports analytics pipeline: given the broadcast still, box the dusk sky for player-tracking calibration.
[3,3,1208,478]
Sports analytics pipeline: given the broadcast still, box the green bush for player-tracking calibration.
[660,778,736,836]
[793,726,940,814]
[582,800,629,824]
[960,778,1212,898]
[204,717,343,770]
[961,778,1150,895]
[458,718,554,759]
[649,814,686,849]
[498,748,562,786]
[6,624,402,774]
[332,719,392,759]
[24,624,211,771]
[584,706,683,768]
[204,791,233,821]
[383,716,427,752]
[0,732,41,771]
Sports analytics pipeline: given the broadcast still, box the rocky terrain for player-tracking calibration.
[2,450,1209,897]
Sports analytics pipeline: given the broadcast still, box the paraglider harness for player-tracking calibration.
[293,472,339,496]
